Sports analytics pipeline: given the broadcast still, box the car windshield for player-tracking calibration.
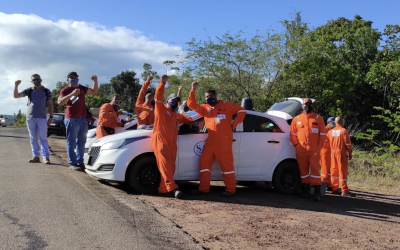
[268,99,302,118]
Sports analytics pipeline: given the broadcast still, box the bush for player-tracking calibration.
[13,110,26,127]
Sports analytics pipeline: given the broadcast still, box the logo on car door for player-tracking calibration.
[194,141,205,156]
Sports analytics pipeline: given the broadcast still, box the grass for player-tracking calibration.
[348,150,400,195]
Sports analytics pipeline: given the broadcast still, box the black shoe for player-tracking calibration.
[191,189,209,195]
[174,188,182,199]
[69,164,83,172]
[331,189,341,195]
[312,185,322,202]
[221,191,234,197]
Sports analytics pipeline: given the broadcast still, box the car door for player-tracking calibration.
[237,114,286,179]
[176,118,241,180]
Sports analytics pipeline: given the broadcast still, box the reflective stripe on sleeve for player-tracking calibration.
[154,98,163,103]
[310,175,321,179]
[331,177,339,180]
[301,174,310,179]
[346,143,351,146]
[320,133,326,136]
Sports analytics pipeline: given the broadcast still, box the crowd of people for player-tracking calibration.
[13,72,355,200]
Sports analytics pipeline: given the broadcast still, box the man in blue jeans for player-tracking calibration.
[14,74,54,164]
[58,72,98,171]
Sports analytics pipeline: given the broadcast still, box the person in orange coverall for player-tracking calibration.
[135,76,155,126]
[327,117,356,197]
[187,81,245,197]
[152,75,193,199]
[96,95,124,139]
[320,116,336,196]
[290,98,326,201]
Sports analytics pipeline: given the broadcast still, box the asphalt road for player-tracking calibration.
[0,127,202,250]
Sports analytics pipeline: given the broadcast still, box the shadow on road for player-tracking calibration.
[104,180,400,225]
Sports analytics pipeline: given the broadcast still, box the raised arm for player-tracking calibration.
[13,80,25,98]
[154,75,168,112]
[136,76,152,107]
[187,81,207,116]
[86,75,98,95]
[177,86,183,106]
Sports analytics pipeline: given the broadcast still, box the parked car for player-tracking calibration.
[47,112,99,137]
[47,113,66,137]
[266,97,314,124]
[85,119,138,154]
[0,115,7,127]
[84,110,300,195]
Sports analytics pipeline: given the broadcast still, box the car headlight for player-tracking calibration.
[101,136,149,151]
[87,130,96,138]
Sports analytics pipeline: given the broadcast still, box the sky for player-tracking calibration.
[1,0,400,115]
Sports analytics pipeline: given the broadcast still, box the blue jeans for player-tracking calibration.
[26,117,50,158]
[64,117,88,165]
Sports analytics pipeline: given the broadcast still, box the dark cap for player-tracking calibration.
[303,98,312,104]
[167,93,181,102]
[67,72,79,78]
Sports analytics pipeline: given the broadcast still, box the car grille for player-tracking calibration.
[87,146,101,166]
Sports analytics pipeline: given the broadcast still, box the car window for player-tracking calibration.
[179,117,206,135]
[268,99,302,118]
[53,115,64,121]
[125,124,138,130]
[243,114,283,133]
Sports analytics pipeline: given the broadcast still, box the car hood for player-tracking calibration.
[91,129,153,147]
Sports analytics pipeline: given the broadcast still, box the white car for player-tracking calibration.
[85,119,138,154]
[0,115,7,127]
[84,110,300,195]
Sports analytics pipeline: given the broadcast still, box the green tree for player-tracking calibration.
[110,70,141,112]
[14,110,26,127]
[182,29,284,111]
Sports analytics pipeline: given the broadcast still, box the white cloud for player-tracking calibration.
[0,13,183,115]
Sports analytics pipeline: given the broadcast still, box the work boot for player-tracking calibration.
[29,157,41,163]
[43,158,51,164]
[331,189,341,195]
[341,192,356,197]
[300,184,311,198]
[320,182,328,197]
[221,191,234,198]
[173,188,182,199]
[312,185,322,202]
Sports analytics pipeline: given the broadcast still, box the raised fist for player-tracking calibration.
[91,75,98,81]
[147,76,153,81]
[191,81,199,91]
[15,80,22,86]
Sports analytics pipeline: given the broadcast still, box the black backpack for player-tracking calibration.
[27,87,51,106]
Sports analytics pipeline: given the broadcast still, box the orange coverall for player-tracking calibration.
[152,82,192,193]
[320,125,333,186]
[187,90,245,194]
[96,103,123,139]
[135,79,154,126]
[327,125,352,194]
[290,113,326,186]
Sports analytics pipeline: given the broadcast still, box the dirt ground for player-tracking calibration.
[48,137,400,250]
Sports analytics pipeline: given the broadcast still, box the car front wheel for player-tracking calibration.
[127,156,160,194]
[272,161,301,194]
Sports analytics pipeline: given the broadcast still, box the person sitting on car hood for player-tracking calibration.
[96,95,125,139]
